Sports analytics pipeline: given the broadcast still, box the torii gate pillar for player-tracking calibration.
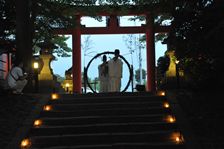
[72,16,82,93]
[146,14,156,92]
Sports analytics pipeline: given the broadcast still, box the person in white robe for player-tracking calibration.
[108,49,123,92]
[98,55,109,92]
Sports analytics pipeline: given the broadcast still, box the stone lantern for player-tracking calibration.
[37,42,57,93]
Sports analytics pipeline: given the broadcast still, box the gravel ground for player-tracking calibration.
[0,94,37,148]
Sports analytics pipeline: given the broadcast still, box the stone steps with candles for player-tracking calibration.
[20,92,186,149]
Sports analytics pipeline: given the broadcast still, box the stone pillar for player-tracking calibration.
[72,15,82,93]
[146,14,156,93]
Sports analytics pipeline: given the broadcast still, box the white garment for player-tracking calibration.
[98,63,108,92]
[108,58,123,92]
[7,66,27,92]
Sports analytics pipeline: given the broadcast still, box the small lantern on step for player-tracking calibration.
[165,115,176,123]
[43,105,53,111]
[20,138,32,149]
[163,102,170,108]
[157,90,166,96]
[51,93,59,100]
[170,132,184,144]
[33,119,43,128]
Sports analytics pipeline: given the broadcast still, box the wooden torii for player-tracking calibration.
[54,5,170,93]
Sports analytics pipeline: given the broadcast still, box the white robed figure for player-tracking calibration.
[98,55,109,92]
[108,49,123,92]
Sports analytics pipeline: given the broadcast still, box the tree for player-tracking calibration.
[0,0,15,41]
[167,0,224,90]
[82,35,94,67]
[2,0,98,68]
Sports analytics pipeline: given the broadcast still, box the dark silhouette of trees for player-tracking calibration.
[167,0,224,90]
[1,0,97,69]
[157,55,170,75]
[0,0,15,41]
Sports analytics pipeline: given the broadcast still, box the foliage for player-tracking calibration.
[0,0,16,52]
[157,54,170,75]
[0,0,97,57]
[1,0,174,54]
[0,0,15,41]
[167,0,224,90]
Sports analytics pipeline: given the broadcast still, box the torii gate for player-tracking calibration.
[54,6,170,94]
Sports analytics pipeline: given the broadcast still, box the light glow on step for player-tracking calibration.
[20,138,32,149]
[43,105,53,111]
[51,93,59,100]
[165,115,176,123]
[33,119,43,128]
[163,102,170,108]
[157,91,166,96]
[171,132,184,144]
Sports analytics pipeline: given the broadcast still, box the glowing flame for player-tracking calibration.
[175,136,180,142]
[33,62,39,69]
[165,115,176,123]
[33,119,43,128]
[51,93,59,100]
[43,105,52,111]
[65,83,70,87]
[157,91,166,96]
[170,132,184,144]
[163,102,170,108]
[20,138,32,149]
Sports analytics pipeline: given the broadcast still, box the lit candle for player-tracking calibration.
[170,132,184,144]
[51,93,59,100]
[163,102,170,108]
[165,115,176,123]
[43,105,52,111]
[21,138,32,149]
[33,119,43,127]
[157,91,166,96]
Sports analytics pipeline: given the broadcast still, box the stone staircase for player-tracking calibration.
[20,92,186,149]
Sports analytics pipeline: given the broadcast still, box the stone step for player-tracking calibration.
[29,130,184,148]
[29,122,178,136]
[35,114,170,126]
[39,108,171,118]
[59,92,155,98]
[52,95,166,104]
[20,93,186,149]
[49,101,167,111]
[46,104,169,112]
[31,143,186,149]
